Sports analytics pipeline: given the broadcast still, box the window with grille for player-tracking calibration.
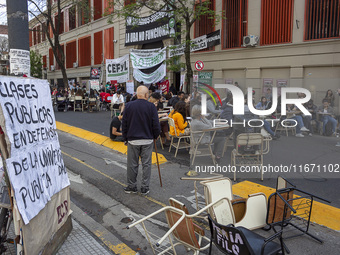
[69,6,77,30]
[42,23,46,41]
[49,48,54,70]
[223,0,248,49]
[54,12,64,35]
[55,44,64,70]
[78,37,91,67]
[78,0,91,26]
[94,31,103,65]
[104,0,114,14]
[94,0,103,20]
[104,27,114,61]
[261,0,294,45]
[194,0,215,51]
[37,25,41,44]
[66,41,77,69]
[305,0,340,40]
[33,27,37,45]
[43,55,47,69]
[29,31,32,47]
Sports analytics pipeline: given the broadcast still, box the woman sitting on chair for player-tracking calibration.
[169,101,190,136]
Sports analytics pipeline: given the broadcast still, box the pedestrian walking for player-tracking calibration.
[122,86,161,195]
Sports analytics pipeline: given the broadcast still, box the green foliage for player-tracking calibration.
[30,51,43,79]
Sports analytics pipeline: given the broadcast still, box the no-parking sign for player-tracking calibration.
[195,60,204,71]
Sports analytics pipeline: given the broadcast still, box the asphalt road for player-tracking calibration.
[59,130,340,255]
[55,110,340,208]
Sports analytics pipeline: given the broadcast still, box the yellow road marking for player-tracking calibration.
[94,230,136,255]
[233,181,340,231]
[56,121,167,165]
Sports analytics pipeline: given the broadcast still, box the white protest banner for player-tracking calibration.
[0,76,70,224]
[106,54,129,83]
[9,49,30,76]
[130,48,161,57]
[133,63,166,84]
[126,80,134,95]
[130,47,166,69]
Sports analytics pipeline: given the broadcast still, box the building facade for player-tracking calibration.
[29,0,340,110]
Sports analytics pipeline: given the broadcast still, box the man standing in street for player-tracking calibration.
[122,86,160,195]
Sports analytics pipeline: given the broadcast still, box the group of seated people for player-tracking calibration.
[254,90,339,138]
[109,85,339,162]
[52,87,101,112]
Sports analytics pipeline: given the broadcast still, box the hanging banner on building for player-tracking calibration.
[125,5,174,46]
[9,49,30,76]
[133,63,166,84]
[207,30,221,48]
[0,76,70,224]
[130,48,161,57]
[90,67,101,79]
[130,47,167,69]
[169,30,221,58]
[106,54,129,83]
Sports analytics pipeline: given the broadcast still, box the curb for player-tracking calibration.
[233,181,340,231]
[56,121,167,165]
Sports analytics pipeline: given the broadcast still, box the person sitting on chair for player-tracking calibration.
[111,90,125,113]
[318,99,338,136]
[169,101,190,136]
[110,112,124,141]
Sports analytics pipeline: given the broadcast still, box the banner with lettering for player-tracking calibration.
[125,5,174,46]
[106,54,130,83]
[0,76,70,224]
[133,63,166,84]
[130,47,166,69]
[169,30,221,58]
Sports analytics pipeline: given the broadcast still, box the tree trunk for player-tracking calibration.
[184,22,193,94]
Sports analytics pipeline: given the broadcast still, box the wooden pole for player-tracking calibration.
[153,140,162,187]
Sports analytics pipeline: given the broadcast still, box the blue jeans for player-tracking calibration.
[322,115,337,133]
[288,116,304,134]
[263,120,275,136]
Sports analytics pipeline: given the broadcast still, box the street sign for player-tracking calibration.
[90,67,101,79]
[195,60,204,71]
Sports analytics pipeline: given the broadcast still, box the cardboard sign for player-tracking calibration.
[0,76,70,224]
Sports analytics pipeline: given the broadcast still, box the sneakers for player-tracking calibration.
[124,186,137,194]
[300,127,309,132]
[332,132,337,137]
[141,188,150,196]
[309,133,313,137]
[295,133,304,137]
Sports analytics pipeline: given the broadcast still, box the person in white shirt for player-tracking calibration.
[111,90,125,113]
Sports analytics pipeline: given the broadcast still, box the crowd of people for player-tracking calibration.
[51,81,340,194]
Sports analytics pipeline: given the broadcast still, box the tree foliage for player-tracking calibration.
[27,0,92,87]
[30,50,43,78]
[107,0,219,92]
